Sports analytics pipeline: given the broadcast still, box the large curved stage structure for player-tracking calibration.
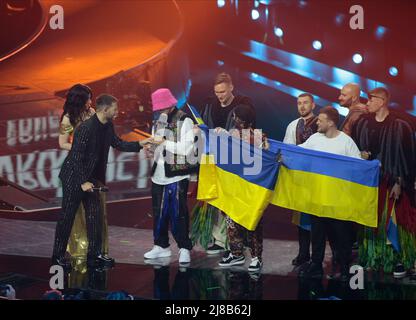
[0,1,191,221]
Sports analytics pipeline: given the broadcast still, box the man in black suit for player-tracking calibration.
[52,94,149,269]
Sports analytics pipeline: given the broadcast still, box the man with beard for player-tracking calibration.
[338,83,368,136]
[352,87,416,277]
[298,106,361,280]
[52,94,149,270]
[283,93,318,267]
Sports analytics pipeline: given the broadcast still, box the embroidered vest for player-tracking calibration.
[151,109,199,178]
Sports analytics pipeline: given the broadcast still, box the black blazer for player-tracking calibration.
[59,114,142,187]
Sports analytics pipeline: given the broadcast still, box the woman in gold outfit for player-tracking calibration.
[58,84,109,270]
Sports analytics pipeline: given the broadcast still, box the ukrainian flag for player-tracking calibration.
[186,103,205,125]
[269,139,380,227]
[197,133,380,230]
[387,202,400,252]
[197,127,280,231]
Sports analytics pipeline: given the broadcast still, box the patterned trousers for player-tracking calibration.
[226,217,263,261]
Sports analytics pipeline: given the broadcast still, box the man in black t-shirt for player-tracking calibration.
[201,73,255,131]
[197,73,255,255]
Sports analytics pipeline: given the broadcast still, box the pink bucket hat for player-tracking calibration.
[151,88,177,112]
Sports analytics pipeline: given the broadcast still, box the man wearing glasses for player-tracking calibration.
[352,87,416,278]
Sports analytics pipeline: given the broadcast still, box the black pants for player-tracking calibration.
[53,179,102,260]
[152,180,192,250]
[297,226,311,260]
[311,216,352,269]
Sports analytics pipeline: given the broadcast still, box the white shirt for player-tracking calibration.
[151,117,194,185]
[299,131,362,159]
[283,118,301,145]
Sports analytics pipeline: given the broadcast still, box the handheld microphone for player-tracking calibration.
[154,113,168,138]
[91,186,109,192]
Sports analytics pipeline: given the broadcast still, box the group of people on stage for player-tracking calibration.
[284,83,416,280]
[52,72,416,281]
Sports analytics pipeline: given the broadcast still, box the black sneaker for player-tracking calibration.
[87,255,115,269]
[218,254,245,267]
[292,255,310,266]
[98,254,115,266]
[51,256,72,272]
[248,257,263,272]
[206,244,225,255]
[298,262,323,279]
[393,263,407,279]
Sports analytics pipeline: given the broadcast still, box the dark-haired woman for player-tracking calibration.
[58,84,108,265]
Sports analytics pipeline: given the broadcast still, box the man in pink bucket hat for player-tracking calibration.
[151,88,178,113]
[144,88,197,266]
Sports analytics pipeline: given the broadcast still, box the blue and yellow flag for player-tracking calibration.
[197,127,280,230]
[269,139,379,227]
[197,132,380,230]
[387,202,400,252]
[186,103,205,125]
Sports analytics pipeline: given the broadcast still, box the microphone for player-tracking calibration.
[154,113,168,139]
[91,186,109,192]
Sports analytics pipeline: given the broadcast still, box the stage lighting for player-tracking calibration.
[375,26,387,40]
[217,60,224,66]
[389,66,398,77]
[217,0,225,8]
[254,0,260,8]
[335,14,344,26]
[299,0,307,8]
[251,9,260,20]
[274,27,283,37]
[352,53,363,64]
[312,40,322,50]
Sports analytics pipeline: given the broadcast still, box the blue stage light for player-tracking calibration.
[335,14,344,26]
[274,27,283,37]
[375,26,387,40]
[217,0,225,8]
[352,53,363,64]
[389,66,398,77]
[312,40,322,50]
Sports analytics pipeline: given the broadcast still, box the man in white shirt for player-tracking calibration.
[298,106,361,281]
[283,93,318,268]
[143,88,196,266]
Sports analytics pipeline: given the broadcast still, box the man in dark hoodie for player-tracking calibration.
[198,72,255,255]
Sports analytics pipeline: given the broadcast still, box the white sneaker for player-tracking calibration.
[144,256,171,268]
[144,245,171,259]
[178,248,191,264]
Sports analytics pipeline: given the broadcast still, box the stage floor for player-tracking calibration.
[1,218,416,300]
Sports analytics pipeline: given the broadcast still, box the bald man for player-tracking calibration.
[338,83,368,136]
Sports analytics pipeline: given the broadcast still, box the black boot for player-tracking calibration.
[299,262,323,279]
[88,255,115,268]
[51,256,72,272]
